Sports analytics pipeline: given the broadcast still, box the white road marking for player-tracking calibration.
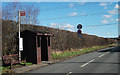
[106,52,109,53]
[98,47,114,51]
[66,72,72,75]
[80,47,113,68]
[105,47,114,50]
[81,62,89,67]
[89,59,95,63]
[81,59,95,67]
[98,54,105,57]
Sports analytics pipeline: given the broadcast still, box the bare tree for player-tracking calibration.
[2,6,12,20]
[23,3,40,25]
[2,2,40,25]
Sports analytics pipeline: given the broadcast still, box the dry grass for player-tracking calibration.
[52,44,117,59]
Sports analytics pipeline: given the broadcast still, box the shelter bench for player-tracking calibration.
[2,54,26,69]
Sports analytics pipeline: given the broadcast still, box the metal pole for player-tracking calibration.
[18,11,21,61]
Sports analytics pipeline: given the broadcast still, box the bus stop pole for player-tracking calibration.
[18,11,21,61]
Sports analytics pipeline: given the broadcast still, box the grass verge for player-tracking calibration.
[52,44,117,60]
[1,62,33,73]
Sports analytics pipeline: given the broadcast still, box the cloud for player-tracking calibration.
[103,15,112,18]
[107,9,118,14]
[99,3,107,6]
[107,4,120,15]
[102,15,114,24]
[78,0,87,5]
[66,24,74,28]
[50,23,59,28]
[67,29,75,32]
[58,23,75,32]
[59,24,74,29]
[101,20,108,23]
[69,3,74,7]
[116,19,120,21]
[50,23,75,31]
[50,23,57,26]
[107,33,110,35]
[99,3,108,10]
[114,4,119,9]
[104,6,107,9]
[101,4,118,24]
[69,12,78,16]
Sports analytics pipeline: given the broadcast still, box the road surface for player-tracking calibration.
[26,46,119,74]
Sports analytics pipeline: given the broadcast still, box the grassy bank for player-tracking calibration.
[52,44,117,59]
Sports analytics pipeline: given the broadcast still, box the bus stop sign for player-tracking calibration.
[20,11,25,16]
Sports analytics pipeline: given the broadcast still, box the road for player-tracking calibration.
[26,46,119,74]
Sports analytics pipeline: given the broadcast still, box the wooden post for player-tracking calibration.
[48,36,52,61]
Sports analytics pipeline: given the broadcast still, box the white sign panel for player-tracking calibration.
[19,38,23,51]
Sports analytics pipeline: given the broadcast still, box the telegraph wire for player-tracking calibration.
[39,12,109,21]
[87,23,118,27]
[40,3,99,12]
[39,23,118,28]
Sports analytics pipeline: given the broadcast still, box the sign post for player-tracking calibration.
[18,11,25,61]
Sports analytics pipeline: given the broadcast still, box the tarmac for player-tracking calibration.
[2,51,95,73]
[2,47,107,74]
[11,55,75,73]
[1,54,74,74]
[11,60,61,73]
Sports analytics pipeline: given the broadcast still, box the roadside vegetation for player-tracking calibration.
[52,44,117,59]
[1,62,32,73]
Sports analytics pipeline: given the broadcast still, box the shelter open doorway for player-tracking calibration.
[41,35,48,61]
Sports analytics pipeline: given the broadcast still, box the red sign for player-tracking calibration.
[20,11,25,16]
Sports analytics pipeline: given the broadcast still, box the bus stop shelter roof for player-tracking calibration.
[22,30,53,36]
